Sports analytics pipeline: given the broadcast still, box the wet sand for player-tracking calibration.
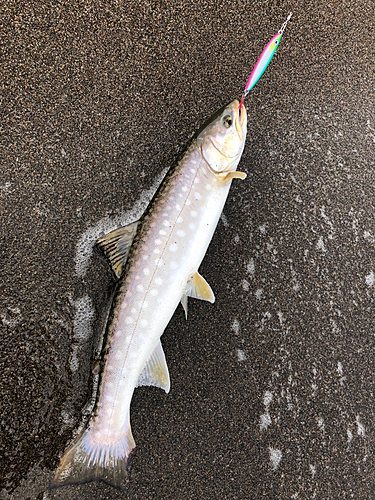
[1,1,374,498]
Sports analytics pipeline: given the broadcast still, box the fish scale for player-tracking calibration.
[53,99,247,489]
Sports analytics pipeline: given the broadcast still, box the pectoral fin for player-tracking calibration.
[96,221,139,278]
[223,171,247,182]
[181,272,215,318]
[137,340,170,394]
[181,294,188,320]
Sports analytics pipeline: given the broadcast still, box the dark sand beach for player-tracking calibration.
[1,1,374,498]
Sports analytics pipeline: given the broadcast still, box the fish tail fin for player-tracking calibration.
[51,424,135,490]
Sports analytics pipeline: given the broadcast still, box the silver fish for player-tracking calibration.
[53,99,247,488]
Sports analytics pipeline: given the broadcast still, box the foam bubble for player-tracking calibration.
[269,448,282,470]
[75,168,168,277]
[73,295,95,342]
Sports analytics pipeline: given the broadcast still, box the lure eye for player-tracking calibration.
[221,115,232,128]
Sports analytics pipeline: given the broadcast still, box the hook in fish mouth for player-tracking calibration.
[235,100,246,142]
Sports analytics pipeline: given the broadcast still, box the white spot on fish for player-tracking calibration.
[190,168,195,173]
[205,183,212,190]
[189,223,196,230]
[195,192,202,200]
[190,210,197,218]
[93,431,102,441]
[150,289,158,296]
[143,268,150,275]
[177,230,186,237]
[163,220,170,227]
[159,229,167,236]
[175,204,182,210]
[170,261,178,270]
[125,317,133,324]
[177,216,183,223]
[182,186,188,192]
[131,308,136,314]
[136,284,144,292]
[269,448,282,470]
[185,199,192,206]
[194,177,200,184]
[141,319,148,327]
[115,351,123,360]
[169,243,178,252]
[154,248,161,254]
[155,239,162,245]
[155,277,163,285]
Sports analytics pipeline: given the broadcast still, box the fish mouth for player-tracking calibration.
[235,100,246,141]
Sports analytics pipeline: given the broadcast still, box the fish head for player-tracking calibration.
[197,99,247,174]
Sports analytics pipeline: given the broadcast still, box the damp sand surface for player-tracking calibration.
[1,1,375,498]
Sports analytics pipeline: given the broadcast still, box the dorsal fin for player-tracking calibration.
[96,221,139,278]
[137,340,170,394]
[180,272,215,319]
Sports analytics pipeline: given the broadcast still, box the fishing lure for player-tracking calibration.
[239,2,299,108]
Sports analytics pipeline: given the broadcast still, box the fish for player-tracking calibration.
[53,99,247,489]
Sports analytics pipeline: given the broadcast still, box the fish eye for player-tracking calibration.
[275,40,278,44]
[221,115,232,129]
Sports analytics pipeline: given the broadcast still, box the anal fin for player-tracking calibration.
[96,221,139,278]
[181,272,215,318]
[137,340,170,393]
[181,294,188,320]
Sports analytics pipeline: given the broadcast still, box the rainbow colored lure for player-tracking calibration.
[239,8,296,108]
